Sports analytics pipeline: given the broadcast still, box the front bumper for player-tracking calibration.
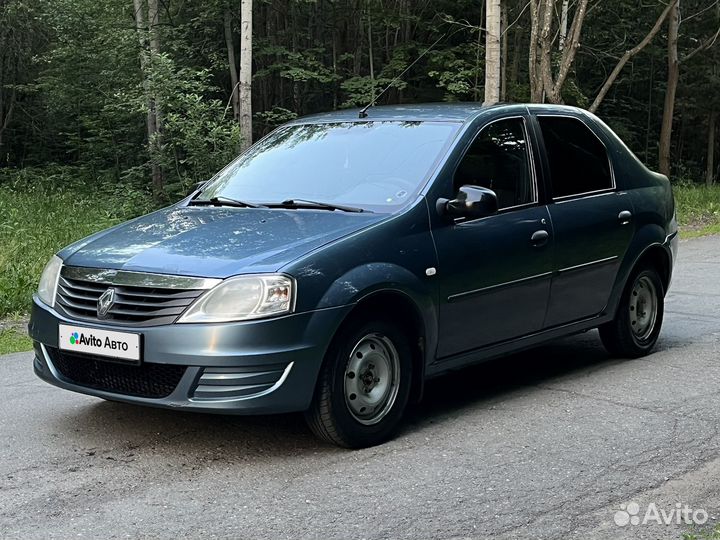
[29,297,351,414]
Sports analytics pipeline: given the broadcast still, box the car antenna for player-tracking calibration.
[358,31,450,119]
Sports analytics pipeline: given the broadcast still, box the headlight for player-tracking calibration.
[37,255,63,307]
[177,274,295,323]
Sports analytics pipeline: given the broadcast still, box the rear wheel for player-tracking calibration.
[599,266,664,358]
[305,316,413,448]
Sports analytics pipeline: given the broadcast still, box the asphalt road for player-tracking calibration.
[2,235,720,540]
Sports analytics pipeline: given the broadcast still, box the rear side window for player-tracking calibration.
[538,116,613,198]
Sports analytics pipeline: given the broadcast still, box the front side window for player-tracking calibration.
[197,121,459,212]
[538,116,613,198]
[453,117,535,210]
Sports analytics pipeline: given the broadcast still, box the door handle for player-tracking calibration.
[618,210,633,225]
[531,229,549,247]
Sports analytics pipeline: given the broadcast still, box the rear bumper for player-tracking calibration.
[29,297,351,414]
[665,229,679,290]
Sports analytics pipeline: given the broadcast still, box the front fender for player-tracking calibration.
[316,263,430,307]
[316,263,438,370]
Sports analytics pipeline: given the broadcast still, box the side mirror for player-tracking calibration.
[437,185,498,220]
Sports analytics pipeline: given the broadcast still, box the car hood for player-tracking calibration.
[60,205,385,278]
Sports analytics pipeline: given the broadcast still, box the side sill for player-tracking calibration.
[426,313,611,378]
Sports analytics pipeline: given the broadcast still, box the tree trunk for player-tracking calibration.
[484,0,501,105]
[538,0,555,101]
[500,1,508,101]
[559,0,569,51]
[147,0,164,199]
[224,9,240,122]
[509,20,521,89]
[708,110,717,186]
[659,0,679,178]
[528,0,543,102]
[589,0,677,113]
[547,0,589,103]
[133,0,163,200]
[239,0,253,151]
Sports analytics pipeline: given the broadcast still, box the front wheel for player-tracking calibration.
[599,266,664,358]
[305,316,413,448]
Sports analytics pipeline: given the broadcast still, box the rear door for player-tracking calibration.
[535,114,634,327]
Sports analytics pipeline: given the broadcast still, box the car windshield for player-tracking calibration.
[195,120,459,212]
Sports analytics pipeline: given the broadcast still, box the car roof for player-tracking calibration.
[288,102,590,125]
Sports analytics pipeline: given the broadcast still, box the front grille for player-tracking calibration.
[47,347,186,398]
[55,272,205,327]
[193,362,291,400]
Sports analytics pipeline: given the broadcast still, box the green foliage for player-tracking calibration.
[0,168,152,316]
[255,107,298,129]
[0,329,32,355]
[683,522,720,540]
[673,184,720,230]
[428,46,484,101]
[128,53,243,196]
[0,0,718,216]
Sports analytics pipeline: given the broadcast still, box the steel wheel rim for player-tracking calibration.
[629,275,658,341]
[344,333,401,426]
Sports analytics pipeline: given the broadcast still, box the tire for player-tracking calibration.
[599,266,664,358]
[304,315,413,448]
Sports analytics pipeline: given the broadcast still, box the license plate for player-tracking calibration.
[59,324,141,362]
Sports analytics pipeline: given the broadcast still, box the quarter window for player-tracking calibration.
[538,116,613,198]
[453,118,535,210]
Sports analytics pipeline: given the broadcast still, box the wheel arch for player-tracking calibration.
[334,288,431,404]
[633,244,671,293]
[607,224,672,319]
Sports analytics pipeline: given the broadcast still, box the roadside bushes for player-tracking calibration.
[0,167,154,316]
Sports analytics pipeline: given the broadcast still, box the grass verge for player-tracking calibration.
[683,523,720,539]
[0,169,152,318]
[0,328,32,355]
[674,184,720,238]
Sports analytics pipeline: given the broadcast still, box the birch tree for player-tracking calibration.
[529,0,589,104]
[239,0,253,151]
[484,0,501,105]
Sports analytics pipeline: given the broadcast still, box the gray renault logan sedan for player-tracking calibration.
[30,103,678,448]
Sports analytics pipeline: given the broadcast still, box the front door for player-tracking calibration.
[433,116,553,358]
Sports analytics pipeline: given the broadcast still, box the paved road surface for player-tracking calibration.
[2,236,720,540]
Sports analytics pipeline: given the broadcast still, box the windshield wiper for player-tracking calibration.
[269,198,369,213]
[189,196,266,209]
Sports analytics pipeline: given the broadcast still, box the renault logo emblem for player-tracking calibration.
[97,288,116,319]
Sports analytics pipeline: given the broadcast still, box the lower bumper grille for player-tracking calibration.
[193,362,291,400]
[46,347,186,398]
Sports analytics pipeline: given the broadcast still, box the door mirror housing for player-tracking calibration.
[437,185,499,220]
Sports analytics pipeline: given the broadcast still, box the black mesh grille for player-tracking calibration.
[55,273,204,327]
[47,347,186,398]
